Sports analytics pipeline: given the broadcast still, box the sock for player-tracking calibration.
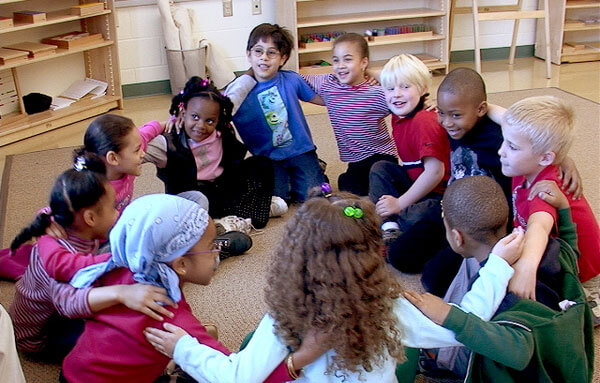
[381,221,400,231]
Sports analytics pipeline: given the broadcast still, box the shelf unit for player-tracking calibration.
[0,0,122,147]
[276,0,449,75]
[535,0,600,64]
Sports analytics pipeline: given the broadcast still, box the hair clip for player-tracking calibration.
[343,206,364,219]
[178,89,184,95]
[74,156,87,171]
[178,101,184,110]
[201,78,209,86]
[320,182,332,197]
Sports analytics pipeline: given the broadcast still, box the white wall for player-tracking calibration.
[116,0,539,85]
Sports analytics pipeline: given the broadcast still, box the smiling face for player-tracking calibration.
[247,38,288,82]
[498,123,549,184]
[384,81,424,117]
[332,41,368,86]
[437,91,487,140]
[183,97,220,143]
[113,128,144,176]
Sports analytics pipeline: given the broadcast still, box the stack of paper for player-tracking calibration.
[51,78,108,110]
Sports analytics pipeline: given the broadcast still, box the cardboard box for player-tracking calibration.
[0,48,29,66]
[0,16,13,30]
[71,2,105,16]
[13,11,46,24]
[3,42,58,58]
[42,31,104,49]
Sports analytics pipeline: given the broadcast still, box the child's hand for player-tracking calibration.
[376,195,403,217]
[491,227,525,265]
[144,323,189,358]
[120,284,177,321]
[164,116,183,135]
[45,220,67,239]
[292,328,331,369]
[527,180,569,210]
[404,290,451,325]
[425,100,437,112]
[508,260,538,300]
[558,156,582,199]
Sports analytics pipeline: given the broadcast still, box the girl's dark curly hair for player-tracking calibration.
[169,77,234,134]
[264,189,405,375]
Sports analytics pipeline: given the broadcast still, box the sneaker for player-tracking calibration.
[216,231,252,260]
[587,298,600,327]
[270,196,288,217]
[213,215,252,235]
[382,228,402,246]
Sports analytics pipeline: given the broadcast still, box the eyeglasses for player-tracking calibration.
[250,47,281,59]
[184,241,222,256]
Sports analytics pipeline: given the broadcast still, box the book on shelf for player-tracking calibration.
[50,97,76,111]
[3,42,58,59]
[41,31,104,50]
[0,48,29,66]
[59,78,108,101]
[13,11,46,24]
[71,2,105,16]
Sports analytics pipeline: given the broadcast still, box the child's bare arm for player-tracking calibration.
[224,74,257,115]
[375,156,444,217]
[486,103,506,125]
[558,156,583,199]
[88,284,176,321]
[508,211,554,300]
[404,291,451,325]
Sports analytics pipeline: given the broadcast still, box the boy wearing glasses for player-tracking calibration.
[225,23,325,204]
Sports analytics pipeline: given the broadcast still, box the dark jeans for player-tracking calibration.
[33,317,85,364]
[273,150,325,203]
[369,161,447,273]
[338,154,397,196]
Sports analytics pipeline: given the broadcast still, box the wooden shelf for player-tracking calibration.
[561,41,600,62]
[0,40,114,70]
[0,95,121,146]
[299,55,446,75]
[0,9,111,34]
[566,0,600,8]
[299,34,445,54]
[298,8,446,28]
[0,0,26,4]
[564,22,600,31]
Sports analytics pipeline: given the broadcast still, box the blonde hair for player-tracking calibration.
[503,96,574,163]
[380,54,432,95]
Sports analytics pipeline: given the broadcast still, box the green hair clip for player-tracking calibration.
[343,206,364,219]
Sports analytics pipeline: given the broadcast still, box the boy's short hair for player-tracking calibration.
[380,54,432,95]
[443,176,508,246]
[438,67,487,106]
[246,23,294,63]
[503,96,574,163]
[333,32,369,59]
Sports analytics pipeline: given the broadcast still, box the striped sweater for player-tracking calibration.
[9,235,96,353]
[302,74,397,162]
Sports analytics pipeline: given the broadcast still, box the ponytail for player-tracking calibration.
[10,156,109,251]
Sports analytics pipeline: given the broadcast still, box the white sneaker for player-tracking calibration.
[213,215,253,235]
[270,196,288,217]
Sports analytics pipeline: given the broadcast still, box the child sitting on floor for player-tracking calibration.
[143,187,405,382]
[62,194,321,383]
[498,96,600,320]
[145,77,274,230]
[405,179,593,382]
[224,23,326,204]
[368,54,450,273]
[10,155,174,361]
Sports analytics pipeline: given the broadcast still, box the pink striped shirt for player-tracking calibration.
[302,74,397,162]
[9,235,96,353]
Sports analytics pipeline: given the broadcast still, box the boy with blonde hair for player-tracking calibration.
[369,54,450,272]
[499,96,600,321]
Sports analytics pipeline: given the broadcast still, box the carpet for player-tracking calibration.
[0,87,598,382]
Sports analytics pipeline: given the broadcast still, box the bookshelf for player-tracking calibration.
[276,0,450,75]
[0,0,122,147]
[535,0,600,64]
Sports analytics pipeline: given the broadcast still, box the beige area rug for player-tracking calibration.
[0,87,598,382]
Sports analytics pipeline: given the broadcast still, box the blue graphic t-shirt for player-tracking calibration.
[233,70,317,161]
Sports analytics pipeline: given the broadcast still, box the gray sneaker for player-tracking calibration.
[382,228,402,245]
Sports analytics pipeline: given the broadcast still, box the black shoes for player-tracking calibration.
[215,231,253,260]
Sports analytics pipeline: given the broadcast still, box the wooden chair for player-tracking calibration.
[449,0,552,79]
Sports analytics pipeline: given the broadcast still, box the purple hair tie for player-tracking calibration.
[320,182,332,197]
[179,89,184,95]
[178,101,184,110]
[201,78,209,86]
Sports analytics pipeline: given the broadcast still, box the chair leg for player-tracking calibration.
[543,0,552,79]
[472,0,481,73]
[509,19,520,65]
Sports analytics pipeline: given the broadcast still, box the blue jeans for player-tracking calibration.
[273,150,325,203]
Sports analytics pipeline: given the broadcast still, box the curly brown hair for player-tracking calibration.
[264,190,405,375]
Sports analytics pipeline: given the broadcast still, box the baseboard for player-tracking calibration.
[121,45,536,98]
[450,45,534,63]
[122,80,172,98]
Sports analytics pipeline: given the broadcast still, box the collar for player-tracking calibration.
[403,94,429,119]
